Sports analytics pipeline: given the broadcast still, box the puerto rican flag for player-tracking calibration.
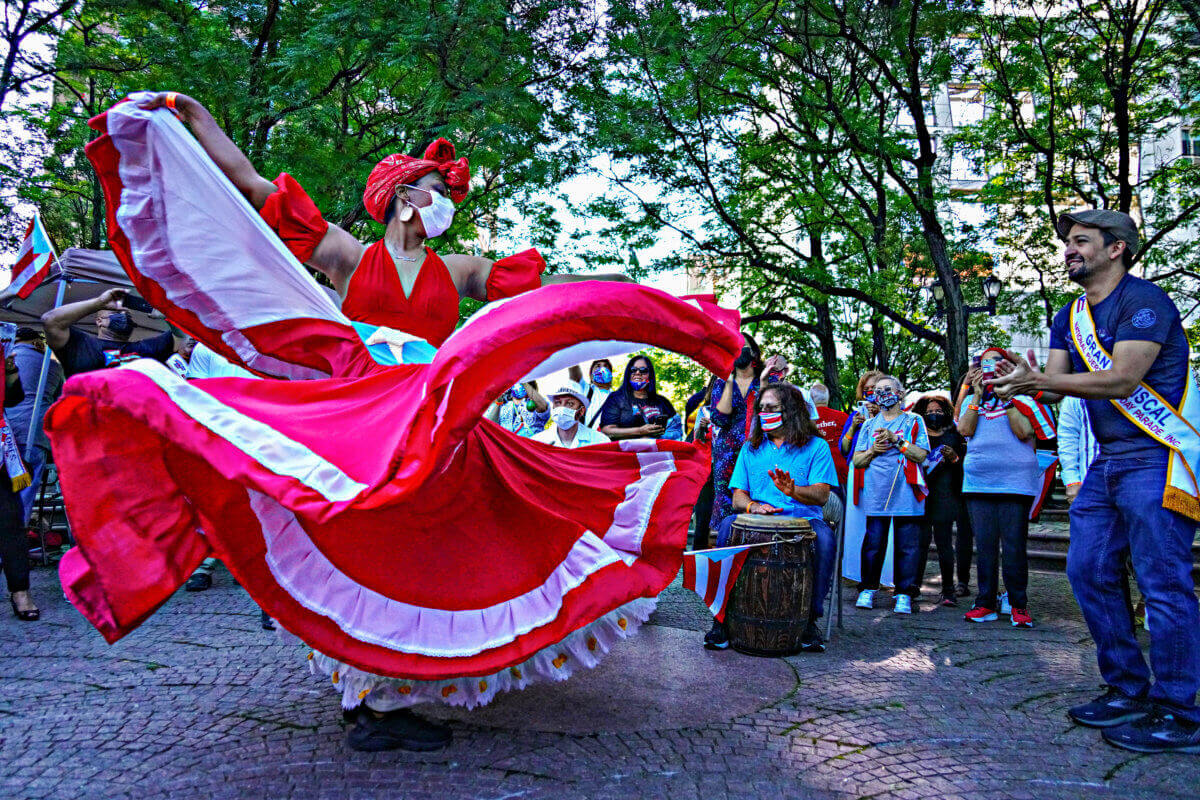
[9,216,55,299]
[681,544,752,622]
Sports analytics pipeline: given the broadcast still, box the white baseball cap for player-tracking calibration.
[548,380,588,407]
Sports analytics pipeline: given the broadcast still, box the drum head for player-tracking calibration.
[734,513,812,531]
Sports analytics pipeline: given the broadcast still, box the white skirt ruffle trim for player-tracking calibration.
[297,596,657,710]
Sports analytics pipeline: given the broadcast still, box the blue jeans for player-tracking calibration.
[859,516,923,598]
[1068,452,1200,722]
[716,513,836,619]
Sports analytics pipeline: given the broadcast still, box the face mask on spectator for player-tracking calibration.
[592,366,612,384]
[630,378,649,391]
[106,311,135,337]
[924,411,949,428]
[875,390,900,409]
[864,391,877,404]
[733,348,754,370]
[759,411,783,431]
[551,406,579,430]
[511,383,527,400]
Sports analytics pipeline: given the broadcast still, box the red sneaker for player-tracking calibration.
[964,607,998,623]
[1011,607,1034,628]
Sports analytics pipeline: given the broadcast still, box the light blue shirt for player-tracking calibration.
[1058,396,1100,487]
[854,411,930,517]
[730,435,839,521]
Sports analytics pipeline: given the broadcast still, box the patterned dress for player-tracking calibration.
[708,376,759,529]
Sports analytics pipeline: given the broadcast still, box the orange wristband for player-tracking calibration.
[1032,390,1044,400]
[968,404,980,412]
[165,92,178,111]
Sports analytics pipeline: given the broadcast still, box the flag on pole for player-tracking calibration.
[9,215,55,299]
[681,544,752,622]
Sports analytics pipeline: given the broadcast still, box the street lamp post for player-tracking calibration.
[925,273,1002,318]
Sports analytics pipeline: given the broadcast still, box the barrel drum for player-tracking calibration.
[724,514,815,657]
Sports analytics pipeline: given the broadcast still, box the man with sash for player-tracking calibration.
[990,209,1200,754]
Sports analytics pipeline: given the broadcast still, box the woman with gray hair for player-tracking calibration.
[851,375,930,614]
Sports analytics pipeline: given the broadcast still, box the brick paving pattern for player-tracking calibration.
[3,525,1199,799]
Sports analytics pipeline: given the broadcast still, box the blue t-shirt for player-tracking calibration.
[729,435,839,521]
[854,411,931,517]
[1049,274,1189,458]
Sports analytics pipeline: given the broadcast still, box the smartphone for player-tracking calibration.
[122,294,154,314]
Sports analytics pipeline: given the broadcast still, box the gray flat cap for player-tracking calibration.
[1056,209,1139,256]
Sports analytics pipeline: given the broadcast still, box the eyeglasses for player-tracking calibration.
[630,366,650,375]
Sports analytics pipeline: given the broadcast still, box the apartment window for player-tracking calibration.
[1183,128,1199,159]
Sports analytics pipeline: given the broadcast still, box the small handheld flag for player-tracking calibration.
[681,544,751,622]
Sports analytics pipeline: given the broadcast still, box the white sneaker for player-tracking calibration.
[855,589,876,609]
[894,595,913,615]
[999,592,1012,616]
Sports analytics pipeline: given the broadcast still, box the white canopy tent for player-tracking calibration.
[0,247,167,462]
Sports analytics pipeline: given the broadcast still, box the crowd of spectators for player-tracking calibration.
[0,293,1172,660]
[0,312,1103,640]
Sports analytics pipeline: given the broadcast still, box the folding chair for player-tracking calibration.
[823,491,846,641]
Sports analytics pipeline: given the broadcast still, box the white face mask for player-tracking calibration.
[551,406,579,431]
[411,191,456,239]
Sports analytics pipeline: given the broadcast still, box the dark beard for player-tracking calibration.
[1067,261,1094,284]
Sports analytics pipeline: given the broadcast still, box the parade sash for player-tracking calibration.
[1069,295,1200,522]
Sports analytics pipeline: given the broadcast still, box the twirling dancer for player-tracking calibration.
[50,94,741,752]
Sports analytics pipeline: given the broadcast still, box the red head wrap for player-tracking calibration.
[362,138,470,224]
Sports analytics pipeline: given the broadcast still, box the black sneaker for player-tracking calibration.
[185,572,212,592]
[1101,708,1200,753]
[703,620,730,650]
[347,707,452,752]
[260,610,275,631]
[1068,687,1152,729]
[800,621,826,653]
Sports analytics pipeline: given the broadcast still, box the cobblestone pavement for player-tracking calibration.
[3,535,1199,800]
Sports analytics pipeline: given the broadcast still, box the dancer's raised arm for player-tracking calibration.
[135,92,363,289]
[137,92,276,208]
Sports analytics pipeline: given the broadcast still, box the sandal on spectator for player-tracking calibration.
[10,592,39,621]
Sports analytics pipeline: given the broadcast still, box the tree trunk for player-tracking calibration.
[870,316,888,373]
[927,231,969,389]
[815,298,843,409]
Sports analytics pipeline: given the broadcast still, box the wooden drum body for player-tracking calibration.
[725,514,815,657]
